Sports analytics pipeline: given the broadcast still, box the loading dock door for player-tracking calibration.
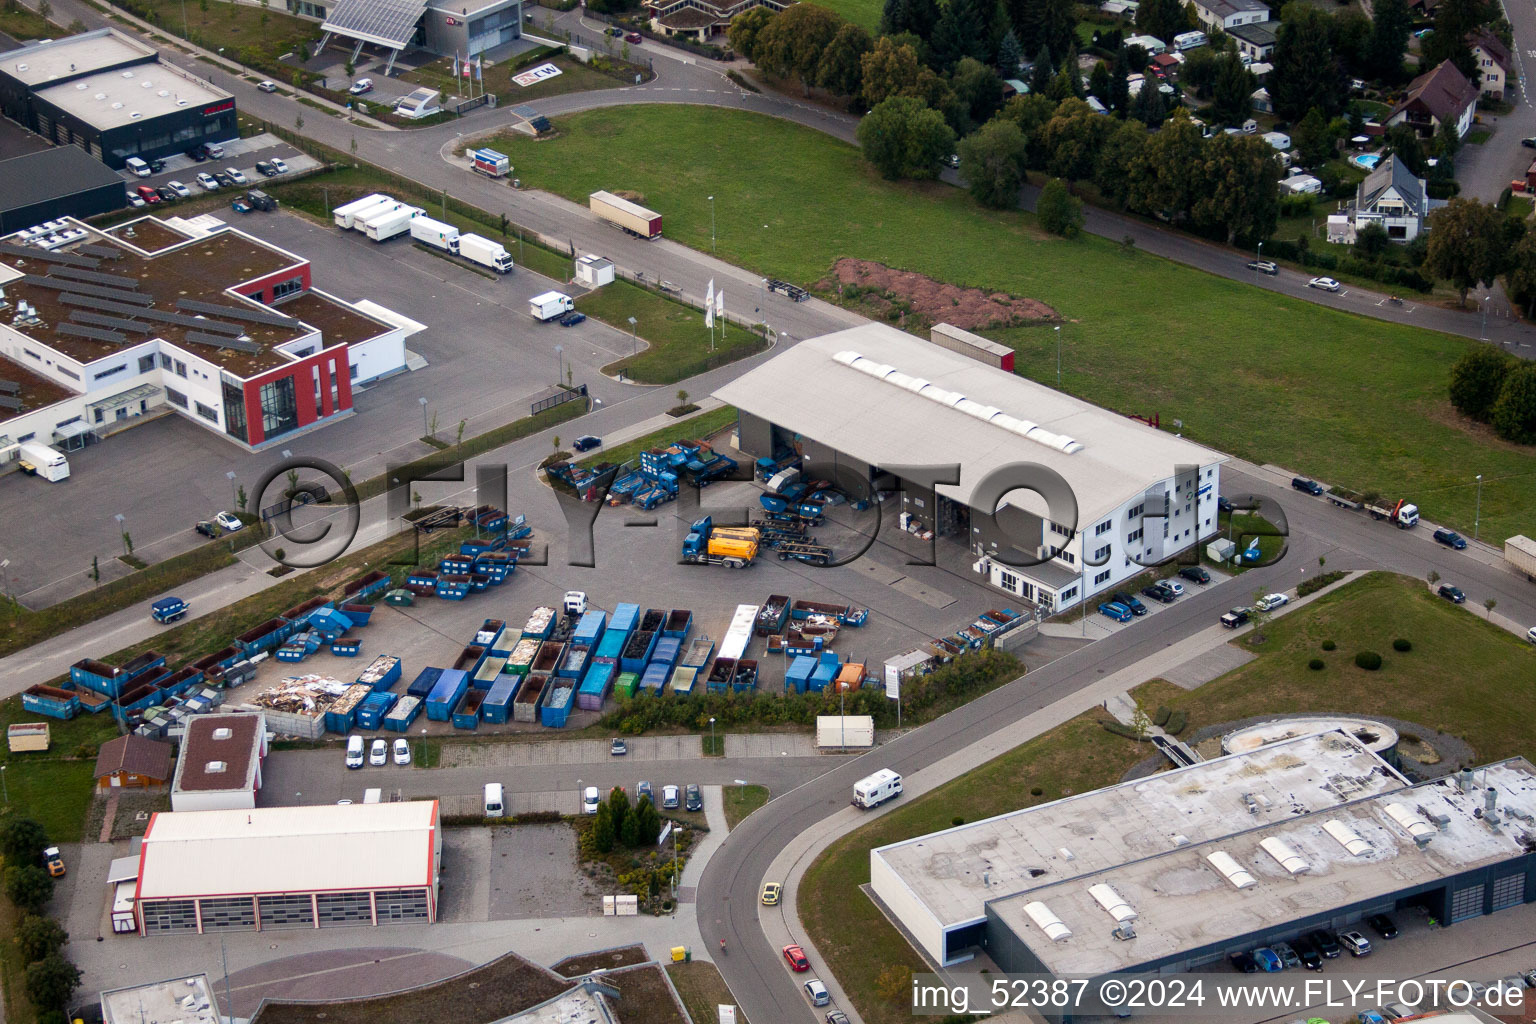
[1491,873,1526,911]
[1450,884,1485,922]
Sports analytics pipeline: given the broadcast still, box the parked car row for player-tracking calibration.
[1098,567,1214,623]
[585,778,703,813]
[1231,918,1398,976]
[345,735,411,768]
[779,944,841,1016]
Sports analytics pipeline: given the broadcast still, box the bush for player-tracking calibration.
[1354,650,1383,670]
[1321,639,1337,650]
[1164,710,1188,735]
[951,816,965,826]
[1264,239,1302,262]
[3,865,53,915]
[1308,658,1325,670]
[1427,179,1461,199]
[1392,638,1412,652]
[1153,705,1171,727]
[1030,786,1044,796]
[1300,571,1347,598]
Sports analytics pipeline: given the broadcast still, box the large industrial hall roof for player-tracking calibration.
[137,802,439,899]
[713,323,1224,525]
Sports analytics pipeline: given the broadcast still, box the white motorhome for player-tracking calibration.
[852,769,903,809]
[17,441,68,482]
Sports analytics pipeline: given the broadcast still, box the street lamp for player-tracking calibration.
[628,316,638,357]
[1054,326,1063,388]
[0,558,9,599]
[708,195,715,253]
[709,716,716,753]
[555,344,564,385]
[114,512,127,556]
[1474,473,1483,541]
[418,396,428,435]
[226,470,238,507]
[1,765,8,804]
[1482,295,1491,341]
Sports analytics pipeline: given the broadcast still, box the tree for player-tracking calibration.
[1294,106,1334,167]
[1179,45,1219,98]
[1130,76,1168,128]
[1061,43,1085,98]
[24,953,79,1012]
[1428,569,1440,587]
[635,798,661,846]
[1192,133,1280,245]
[753,3,841,90]
[1449,348,1515,420]
[1210,51,1254,125]
[1029,45,1054,95]
[16,916,67,965]
[1491,363,1536,444]
[1424,197,1507,305]
[1128,112,1204,217]
[3,865,53,915]
[1044,99,1110,183]
[817,22,872,98]
[344,58,355,81]
[0,817,48,864]
[1036,177,1083,236]
[1484,597,1498,618]
[607,785,630,836]
[676,389,689,405]
[1504,229,1536,316]
[856,95,956,179]
[1108,45,1131,114]
[958,116,1029,207]
[880,0,938,39]
[1329,9,1374,74]
[591,803,615,853]
[998,28,1024,73]
[1248,589,1274,642]
[1270,6,1345,121]
[1088,60,1111,102]
[728,6,774,62]
[1422,0,1482,80]
[1356,222,1390,256]
[875,964,914,1004]
[1095,119,1148,206]
[1135,0,1187,46]
[1365,0,1411,80]
[930,0,990,71]
[860,37,923,107]
[1130,697,1153,741]
[1382,121,1425,175]
[619,809,642,847]
[952,56,1005,126]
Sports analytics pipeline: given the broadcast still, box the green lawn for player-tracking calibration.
[1137,572,1536,763]
[494,104,1536,542]
[667,962,748,1024]
[800,0,881,32]
[118,0,318,67]
[0,699,122,843]
[578,405,738,469]
[722,783,768,829]
[401,52,643,106]
[575,279,769,383]
[0,4,57,40]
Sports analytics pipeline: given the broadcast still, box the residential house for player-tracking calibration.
[643,0,794,40]
[95,734,173,790]
[1468,28,1512,100]
[1228,22,1276,62]
[1387,60,1478,139]
[1346,154,1430,242]
[1191,0,1269,32]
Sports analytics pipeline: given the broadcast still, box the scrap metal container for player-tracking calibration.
[610,602,640,636]
[756,595,790,636]
[785,656,815,694]
[613,671,639,699]
[356,655,402,692]
[669,665,699,696]
[342,568,391,602]
[809,652,840,692]
[650,636,682,670]
[680,636,714,668]
[540,680,575,727]
[482,674,521,723]
[474,656,507,689]
[719,603,759,661]
[640,660,670,695]
[662,609,692,639]
[23,685,79,720]
[454,645,489,682]
[436,574,472,600]
[70,658,123,696]
[158,667,203,698]
[514,672,549,722]
[531,641,564,675]
[383,695,423,731]
[425,669,470,722]
[339,602,375,627]
[733,659,760,693]
[112,683,161,722]
[453,689,486,729]
[522,606,556,640]
[236,617,292,657]
[505,638,540,676]
[578,658,616,710]
[475,619,508,654]
[324,683,374,733]
[595,631,628,660]
[640,608,666,633]
[281,596,333,622]
[558,644,591,682]
[406,667,443,699]
[355,691,399,730]
[620,631,658,674]
[573,610,608,649]
[706,659,735,694]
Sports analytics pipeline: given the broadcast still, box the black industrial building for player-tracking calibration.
[0,29,235,169]
[0,146,126,232]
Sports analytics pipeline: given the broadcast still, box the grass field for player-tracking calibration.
[0,4,57,40]
[667,961,747,1024]
[401,52,643,105]
[1136,572,1536,763]
[574,279,769,383]
[798,0,881,32]
[122,0,317,66]
[799,712,1149,1024]
[722,783,768,828]
[496,105,1536,542]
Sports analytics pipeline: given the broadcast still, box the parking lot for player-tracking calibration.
[115,132,319,204]
[0,202,642,605]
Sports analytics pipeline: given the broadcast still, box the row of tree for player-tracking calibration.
[0,816,81,1019]
[1448,347,1536,444]
[588,787,664,854]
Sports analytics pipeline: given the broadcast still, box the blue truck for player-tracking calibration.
[151,597,188,624]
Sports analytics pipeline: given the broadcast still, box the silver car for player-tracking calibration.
[804,979,830,1007]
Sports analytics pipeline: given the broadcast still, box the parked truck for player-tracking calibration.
[410,215,460,253]
[333,193,390,229]
[16,441,68,482]
[530,291,574,321]
[351,200,409,235]
[470,147,510,178]
[1364,498,1420,528]
[460,233,514,273]
[1505,535,1536,582]
[681,516,760,568]
[589,190,662,239]
[364,205,424,242]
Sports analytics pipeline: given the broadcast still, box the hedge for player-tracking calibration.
[1309,658,1325,671]
[1392,638,1412,652]
[1355,650,1383,670]
[1153,705,1171,727]
[1300,571,1348,598]
[1165,710,1188,735]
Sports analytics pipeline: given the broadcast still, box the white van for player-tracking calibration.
[345,735,365,769]
[582,785,600,814]
[1173,30,1207,51]
[17,441,69,482]
[484,782,505,817]
[852,769,903,809]
[125,156,151,177]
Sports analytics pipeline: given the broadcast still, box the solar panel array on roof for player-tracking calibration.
[0,395,20,411]
[47,265,139,289]
[177,298,298,327]
[71,311,153,334]
[78,244,124,259]
[60,293,154,317]
[30,278,155,304]
[185,330,261,354]
[148,310,243,335]
[57,322,128,344]
[321,0,428,49]
[0,242,99,268]
[0,380,18,395]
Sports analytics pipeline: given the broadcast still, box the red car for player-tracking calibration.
[782,945,810,972]
[624,30,642,43]
[135,185,162,203]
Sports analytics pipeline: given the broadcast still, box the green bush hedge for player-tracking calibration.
[1165,710,1188,735]
[1309,658,1325,671]
[1321,638,1337,650]
[1392,638,1412,652]
[1355,650,1383,670]
[1154,705,1171,727]
[1301,571,1348,598]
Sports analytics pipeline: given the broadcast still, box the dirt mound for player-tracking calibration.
[819,258,1058,331]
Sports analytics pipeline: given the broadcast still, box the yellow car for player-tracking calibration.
[760,882,782,906]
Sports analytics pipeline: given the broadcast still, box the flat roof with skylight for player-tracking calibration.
[35,63,230,131]
[0,29,154,87]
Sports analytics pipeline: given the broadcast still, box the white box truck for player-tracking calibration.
[354,200,408,235]
[852,768,902,809]
[16,441,68,482]
[365,205,423,242]
[333,193,391,229]
[111,879,137,933]
[410,215,460,253]
[460,234,513,273]
[530,291,574,321]
[1505,535,1536,582]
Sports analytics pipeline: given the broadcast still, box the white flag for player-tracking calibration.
[715,288,724,318]
[704,279,714,329]
[452,53,460,78]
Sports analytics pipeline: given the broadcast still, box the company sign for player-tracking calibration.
[512,62,562,87]
[202,99,235,116]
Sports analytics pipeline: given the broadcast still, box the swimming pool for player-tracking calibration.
[1353,153,1382,170]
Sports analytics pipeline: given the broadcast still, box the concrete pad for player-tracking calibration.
[853,559,905,585]
[1161,643,1257,689]
[437,829,492,923]
[889,575,956,609]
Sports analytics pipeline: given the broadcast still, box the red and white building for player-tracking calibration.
[134,801,442,934]
[0,213,412,456]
